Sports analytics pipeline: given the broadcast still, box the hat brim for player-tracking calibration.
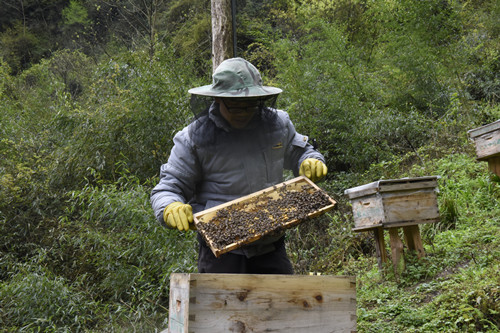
[188,84,282,98]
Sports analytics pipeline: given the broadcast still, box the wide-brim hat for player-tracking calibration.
[188,57,282,98]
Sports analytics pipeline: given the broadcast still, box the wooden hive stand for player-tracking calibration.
[370,225,425,276]
[468,119,500,177]
[344,176,441,276]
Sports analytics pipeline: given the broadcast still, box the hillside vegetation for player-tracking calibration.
[0,0,499,332]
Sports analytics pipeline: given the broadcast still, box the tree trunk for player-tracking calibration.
[211,0,234,71]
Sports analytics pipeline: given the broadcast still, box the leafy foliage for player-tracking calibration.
[57,45,195,183]
[1,268,100,331]
[0,172,198,330]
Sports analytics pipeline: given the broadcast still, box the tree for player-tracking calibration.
[211,0,233,70]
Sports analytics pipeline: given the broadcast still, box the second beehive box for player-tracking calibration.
[468,120,500,176]
[344,176,440,231]
[468,119,500,161]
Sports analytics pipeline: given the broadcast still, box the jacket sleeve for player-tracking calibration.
[150,127,201,225]
[281,111,325,176]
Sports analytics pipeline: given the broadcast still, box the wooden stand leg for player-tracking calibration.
[488,156,500,177]
[372,227,387,272]
[388,228,405,276]
[403,225,425,258]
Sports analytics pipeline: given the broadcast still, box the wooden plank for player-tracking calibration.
[403,225,425,258]
[344,176,440,199]
[177,273,357,333]
[383,217,440,228]
[382,190,439,225]
[169,273,191,333]
[344,181,379,199]
[468,119,500,138]
[488,156,500,176]
[350,194,384,230]
[378,180,438,193]
[378,176,440,185]
[373,227,387,272]
[389,229,405,276]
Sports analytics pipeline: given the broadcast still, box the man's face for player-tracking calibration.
[217,98,261,129]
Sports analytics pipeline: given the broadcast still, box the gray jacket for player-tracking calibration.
[151,103,325,257]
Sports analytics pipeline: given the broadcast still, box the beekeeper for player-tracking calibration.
[151,57,327,274]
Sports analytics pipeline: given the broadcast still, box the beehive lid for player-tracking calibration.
[344,176,440,199]
[194,176,336,258]
[468,119,500,139]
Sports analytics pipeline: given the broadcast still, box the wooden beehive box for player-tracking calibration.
[344,176,440,231]
[194,176,336,257]
[168,273,357,333]
[468,120,500,161]
[468,120,500,176]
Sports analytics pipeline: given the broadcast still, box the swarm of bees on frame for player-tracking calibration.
[196,184,332,250]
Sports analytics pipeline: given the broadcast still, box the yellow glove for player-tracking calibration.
[163,202,194,231]
[299,158,328,182]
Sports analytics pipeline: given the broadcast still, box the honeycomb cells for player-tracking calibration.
[197,184,332,250]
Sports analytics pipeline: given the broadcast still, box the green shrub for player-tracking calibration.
[273,19,372,172]
[1,173,197,331]
[0,21,46,74]
[56,45,195,184]
[0,269,99,331]
[58,175,197,324]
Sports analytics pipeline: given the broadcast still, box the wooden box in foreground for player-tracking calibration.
[468,120,500,176]
[168,273,357,333]
[194,176,336,257]
[344,176,440,231]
